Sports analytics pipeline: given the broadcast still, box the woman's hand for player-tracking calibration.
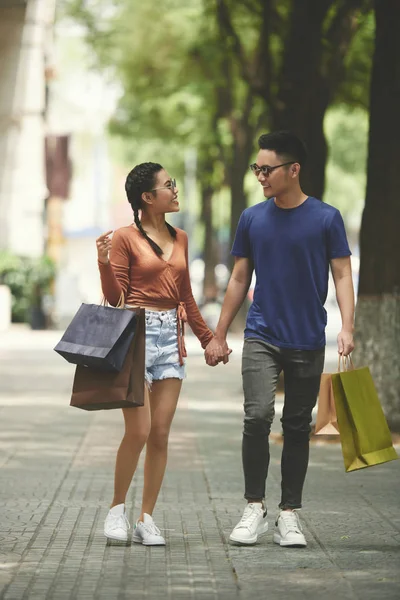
[96,230,113,264]
[204,336,232,366]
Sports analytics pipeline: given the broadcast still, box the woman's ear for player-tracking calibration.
[141,192,152,206]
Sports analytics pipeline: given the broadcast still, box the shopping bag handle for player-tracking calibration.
[100,291,125,309]
[337,354,355,372]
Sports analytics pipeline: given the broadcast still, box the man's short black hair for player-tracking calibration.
[258,131,307,166]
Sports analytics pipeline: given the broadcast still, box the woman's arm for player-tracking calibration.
[97,230,130,306]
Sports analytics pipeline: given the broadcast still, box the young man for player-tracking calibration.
[205,131,354,547]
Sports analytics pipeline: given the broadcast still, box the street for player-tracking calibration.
[0,326,399,600]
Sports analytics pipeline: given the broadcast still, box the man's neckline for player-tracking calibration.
[272,196,310,211]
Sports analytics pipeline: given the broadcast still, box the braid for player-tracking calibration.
[125,162,176,256]
[166,222,177,239]
[133,208,163,256]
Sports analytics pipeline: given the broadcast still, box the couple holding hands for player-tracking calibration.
[97,131,354,548]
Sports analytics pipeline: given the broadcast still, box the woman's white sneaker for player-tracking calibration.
[273,510,307,547]
[229,503,268,545]
[104,503,130,542]
[132,513,166,546]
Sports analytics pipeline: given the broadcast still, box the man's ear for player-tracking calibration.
[291,163,301,178]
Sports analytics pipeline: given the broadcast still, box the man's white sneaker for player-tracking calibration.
[229,503,268,545]
[104,503,130,542]
[132,513,166,546]
[273,510,307,547]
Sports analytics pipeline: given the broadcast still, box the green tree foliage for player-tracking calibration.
[64,0,373,262]
[324,105,369,222]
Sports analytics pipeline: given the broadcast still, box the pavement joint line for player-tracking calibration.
[0,450,16,470]
[21,507,67,600]
[43,507,84,600]
[357,490,400,535]
[189,418,241,596]
[69,506,102,600]
[300,512,360,600]
[163,510,173,600]
[116,521,134,600]
[197,511,220,598]
[93,539,111,600]
[179,512,195,599]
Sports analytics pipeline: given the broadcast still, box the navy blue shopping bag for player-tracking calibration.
[54,303,138,372]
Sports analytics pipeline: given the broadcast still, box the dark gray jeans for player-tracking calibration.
[242,338,325,509]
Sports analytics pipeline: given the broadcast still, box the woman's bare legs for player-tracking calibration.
[139,378,182,520]
[111,387,151,508]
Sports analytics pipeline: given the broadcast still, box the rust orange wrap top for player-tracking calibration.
[98,225,213,363]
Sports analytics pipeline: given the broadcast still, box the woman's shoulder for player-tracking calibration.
[174,227,188,244]
[112,224,140,242]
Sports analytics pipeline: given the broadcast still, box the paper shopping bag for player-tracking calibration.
[70,309,146,410]
[331,361,398,472]
[315,373,340,435]
[54,299,138,372]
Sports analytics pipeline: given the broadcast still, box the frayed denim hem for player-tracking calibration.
[144,371,185,391]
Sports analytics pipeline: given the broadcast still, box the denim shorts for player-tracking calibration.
[144,308,186,385]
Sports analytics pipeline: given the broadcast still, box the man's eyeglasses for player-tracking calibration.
[249,162,295,177]
[150,178,176,192]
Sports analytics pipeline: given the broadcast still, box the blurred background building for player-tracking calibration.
[0,0,54,257]
[0,0,120,328]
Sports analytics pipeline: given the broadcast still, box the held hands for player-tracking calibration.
[204,336,232,367]
[96,230,113,264]
[337,329,355,356]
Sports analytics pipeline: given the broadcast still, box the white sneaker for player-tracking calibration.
[229,503,268,545]
[104,503,130,541]
[273,510,307,547]
[132,513,166,546]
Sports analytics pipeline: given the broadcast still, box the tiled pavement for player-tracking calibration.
[0,327,399,600]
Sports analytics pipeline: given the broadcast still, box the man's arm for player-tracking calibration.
[205,256,253,365]
[330,256,355,356]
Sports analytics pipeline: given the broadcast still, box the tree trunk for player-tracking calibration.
[201,183,217,299]
[270,0,368,199]
[227,111,255,330]
[271,1,332,198]
[228,104,257,252]
[354,0,400,431]
[229,142,250,255]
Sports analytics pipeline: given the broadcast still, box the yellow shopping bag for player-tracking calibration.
[331,356,398,472]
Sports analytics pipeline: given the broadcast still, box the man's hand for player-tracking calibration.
[204,336,232,366]
[96,230,113,264]
[337,329,354,356]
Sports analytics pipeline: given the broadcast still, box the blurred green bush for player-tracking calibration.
[0,252,56,324]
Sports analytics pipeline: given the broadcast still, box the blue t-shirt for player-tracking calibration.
[231,197,351,350]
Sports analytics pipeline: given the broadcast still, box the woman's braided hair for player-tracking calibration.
[125,162,176,256]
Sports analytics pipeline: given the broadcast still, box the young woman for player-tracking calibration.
[96,162,214,546]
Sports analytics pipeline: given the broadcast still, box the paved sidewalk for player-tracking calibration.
[0,327,399,600]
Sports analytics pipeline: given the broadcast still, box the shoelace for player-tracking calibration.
[238,505,262,530]
[111,513,130,530]
[280,511,301,533]
[142,520,162,536]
